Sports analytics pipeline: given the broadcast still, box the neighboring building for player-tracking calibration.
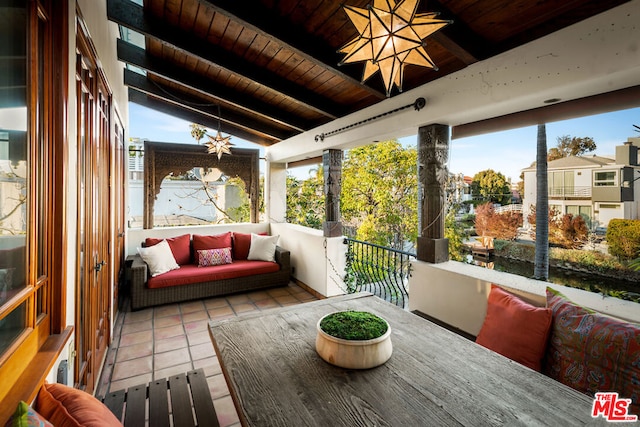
[126,138,246,226]
[448,174,474,213]
[127,137,146,181]
[522,139,640,229]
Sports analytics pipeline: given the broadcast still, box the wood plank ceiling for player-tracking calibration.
[108,0,631,146]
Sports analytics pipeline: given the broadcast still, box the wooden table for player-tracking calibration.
[209,293,606,426]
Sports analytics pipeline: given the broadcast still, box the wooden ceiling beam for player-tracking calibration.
[128,88,278,146]
[196,0,385,100]
[124,69,294,141]
[107,0,344,119]
[117,40,309,132]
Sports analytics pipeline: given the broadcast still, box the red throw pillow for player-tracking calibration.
[145,234,191,265]
[476,285,552,372]
[232,232,268,260]
[35,383,122,427]
[232,232,252,260]
[544,287,640,415]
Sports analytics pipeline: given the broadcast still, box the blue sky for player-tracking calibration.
[129,103,639,182]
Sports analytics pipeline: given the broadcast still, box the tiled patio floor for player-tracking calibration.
[96,282,319,427]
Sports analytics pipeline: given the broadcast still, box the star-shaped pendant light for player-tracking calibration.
[204,105,233,160]
[204,130,233,160]
[339,0,452,96]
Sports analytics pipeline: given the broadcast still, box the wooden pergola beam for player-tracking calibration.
[107,0,345,119]
[124,69,294,142]
[117,40,311,133]
[128,89,278,146]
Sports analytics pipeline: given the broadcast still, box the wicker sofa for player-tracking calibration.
[129,235,291,310]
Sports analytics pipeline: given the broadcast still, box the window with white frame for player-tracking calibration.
[593,170,617,186]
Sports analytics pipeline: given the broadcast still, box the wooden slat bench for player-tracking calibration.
[102,369,219,427]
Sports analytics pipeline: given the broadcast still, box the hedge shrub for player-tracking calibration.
[607,219,640,260]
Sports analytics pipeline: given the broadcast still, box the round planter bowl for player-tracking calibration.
[315,313,392,369]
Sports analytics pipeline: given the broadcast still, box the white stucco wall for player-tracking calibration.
[270,223,347,297]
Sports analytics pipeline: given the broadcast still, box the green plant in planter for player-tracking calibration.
[319,311,388,340]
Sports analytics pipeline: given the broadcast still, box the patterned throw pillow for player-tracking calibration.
[197,247,233,267]
[5,401,52,427]
[544,287,640,415]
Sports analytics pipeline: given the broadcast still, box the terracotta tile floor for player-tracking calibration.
[96,282,318,427]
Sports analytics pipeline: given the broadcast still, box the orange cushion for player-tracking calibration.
[145,234,191,265]
[35,383,122,427]
[475,285,552,372]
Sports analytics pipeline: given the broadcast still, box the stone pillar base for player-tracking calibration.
[417,237,449,263]
[323,221,342,237]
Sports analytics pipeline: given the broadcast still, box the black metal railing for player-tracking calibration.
[344,238,414,309]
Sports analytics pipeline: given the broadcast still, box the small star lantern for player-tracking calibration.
[204,130,233,160]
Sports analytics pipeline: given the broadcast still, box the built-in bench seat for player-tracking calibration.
[473,284,640,416]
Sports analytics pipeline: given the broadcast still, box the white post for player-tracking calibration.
[266,161,287,223]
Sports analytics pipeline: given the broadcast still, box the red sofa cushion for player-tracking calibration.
[147,260,280,289]
[476,285,552,372]
[192,233,232,263]
[232,232,267,260]
[145,234,191,265]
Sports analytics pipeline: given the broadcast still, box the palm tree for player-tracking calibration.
[534,124,549,280]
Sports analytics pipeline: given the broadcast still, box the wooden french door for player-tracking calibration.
[113,116,126,311]
[75,25,112,393]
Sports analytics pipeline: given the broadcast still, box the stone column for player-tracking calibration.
[417,124,450,263]
[323,149,342,237]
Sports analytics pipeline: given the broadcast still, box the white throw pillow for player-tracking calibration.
[247,234,279,262]
[137,239,180,277]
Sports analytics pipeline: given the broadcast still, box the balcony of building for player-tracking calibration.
[548,186,592,200]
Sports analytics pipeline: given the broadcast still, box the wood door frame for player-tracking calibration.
[74,13,113,393]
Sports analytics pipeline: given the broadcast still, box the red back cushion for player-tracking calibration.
[232,232,252,260]
[232,232,268,260]
[35,383,122,427]
[476,285,552,372]
[145,234,191,265]
[192,233,232,263]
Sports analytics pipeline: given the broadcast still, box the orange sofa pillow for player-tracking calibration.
[475,285,552,372]
[35,383,122,427]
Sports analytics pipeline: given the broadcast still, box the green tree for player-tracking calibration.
[341,140,417,249]
[445,210,466,261]
[286,167,324,229]
[547,135,596,161]
[471,169,511,205]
